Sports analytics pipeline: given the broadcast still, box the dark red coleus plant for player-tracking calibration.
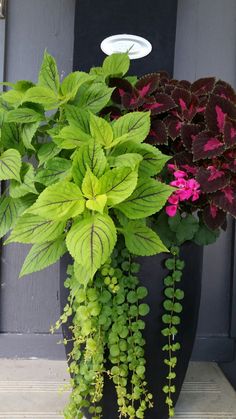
[107,73,236,231]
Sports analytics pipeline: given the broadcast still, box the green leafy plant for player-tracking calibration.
[0,51,173,418]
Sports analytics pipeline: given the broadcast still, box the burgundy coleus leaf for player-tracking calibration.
[99,106,122,120]
[165,116,183,139]
[223,117,236,148]
[147,119,168,145]
[110,78,133,104]
[172,151,194,167]
[181,124,202,151]
[196,166,230,193]
[143,93,176,115]
[135,73,160,97]
[122,89,145,109]
[224,160,236,174]
[212,185,236,217]
[203,203,226,230]
[171,87,199,121]
[213,80,236,103]
[192,131,224,161]
[191,77,215,96]
[205,94,236,133]
[179,80,191,90]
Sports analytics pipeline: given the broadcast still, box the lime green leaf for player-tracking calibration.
[117,179,173,219]
[23,86,59,110]
[9,162,38,198]
[0,149,21,181]
[102,53,130,77]
[90,113,113,147]
[112,112,150,143]
[1,123,21,151]
[21,122,39,150]
[86,194,107,213]
[72,139,107,186]
[64,105,90,132]
[6,108,43,124]
[38,50,59,93]
[99,167,138,206]
[108,153,142,170]
[66,214,117,277]
[2,89,24,106]
[37,142,60,165]
[61,71,92,100]
[123,221,168,255]
[73,262,91,289]
[0,195,22,239]
[52,124,91,149]
[20,236,67,277]
[82,167,100,198]
[28,181,85,220]
[35,157,71,186]
[6,213,66,244]
[74,82,114,113]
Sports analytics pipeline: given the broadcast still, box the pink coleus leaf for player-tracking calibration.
[171,87,199,121]
[213,80,236,103]
[181,124,202,151]
[191,77,215,96]
[135,73,160,96]
[143,93,176,115]
[203,204,226,230]
[212,185,236,217]
[196,166,230,193]
[223,117,236,148]
[205,94,236,133]
[147,119,168,145]
[192,131,224,161]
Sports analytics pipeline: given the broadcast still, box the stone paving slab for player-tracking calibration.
[0,360,235,418]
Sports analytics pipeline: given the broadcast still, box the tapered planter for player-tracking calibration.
[60,242,203,419]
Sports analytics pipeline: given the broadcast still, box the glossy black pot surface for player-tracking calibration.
[60,242,203,419]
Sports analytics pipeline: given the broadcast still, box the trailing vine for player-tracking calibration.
[53,241,153,419]
[161,245,185,417]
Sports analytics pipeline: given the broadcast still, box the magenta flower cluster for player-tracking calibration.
[166,165,201,217]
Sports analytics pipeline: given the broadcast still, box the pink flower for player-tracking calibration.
[167,164,176,172]
[174,170,187,179]
[170,178,187,188]
[166,205,178,217]
[168,194,179,205]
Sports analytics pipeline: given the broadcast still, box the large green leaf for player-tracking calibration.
[2,89,24,107]
[35,157,71,186]
[74,83,114,113]
[66,214,117,277]
[6,213,66,244]
[21,122,40,150]
[0,149,21,181]
[1,123,21,151]
[72,139,107,186]
[123,221,168,255]
[23,86,59,110]
[99,167,138,205]
[116,179,173,219]
[108,153,142,170]
[28,181,85,220]
[52,125,91,149]
[113,141,170,176]
[64,106,90,132]
[61,72,92,100]
[38,50,60,93]
[90,113,113,147]
[112,112,150,143]
[9,162,38,198]
[6,108,43,124]
[37,142,60,165]
[0,195,22,239]
[82,167,100,198]
[102,53,130,77]
[20,236,67,277]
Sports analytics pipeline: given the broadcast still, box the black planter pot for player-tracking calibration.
[60,242,203,419]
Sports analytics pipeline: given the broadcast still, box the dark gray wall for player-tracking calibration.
[174,0,236,361]
[0,0,75,358]
[73,0,178,75]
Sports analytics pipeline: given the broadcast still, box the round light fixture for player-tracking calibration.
[100,34,152,60]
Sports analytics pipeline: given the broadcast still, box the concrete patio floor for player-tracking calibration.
[0,360,235,419]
